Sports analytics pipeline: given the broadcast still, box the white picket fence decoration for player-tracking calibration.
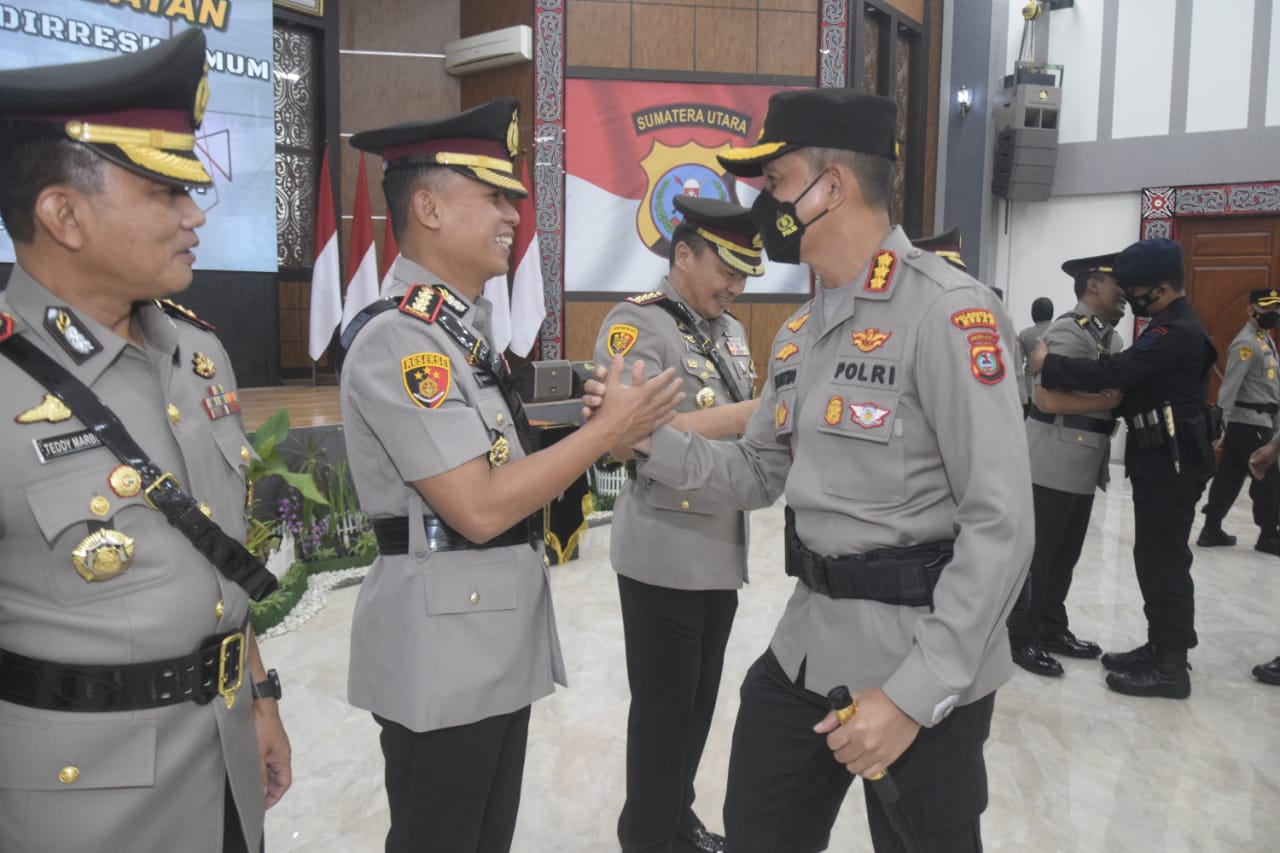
[592,465,628,498]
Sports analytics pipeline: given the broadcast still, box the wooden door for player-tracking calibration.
[1180,215,1280,403]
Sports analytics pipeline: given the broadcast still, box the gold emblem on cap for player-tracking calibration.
[90,496,111,517]
[488,435,511,468]
[72,529,135,582]
[16,393,72,424]
[108,465,142,498]
[192,352,216,378]
[167,404,181,424]
[695,387,716,410]
[507,109,519,159]
[194,63,210,125]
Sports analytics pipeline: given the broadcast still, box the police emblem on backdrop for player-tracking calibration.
[637,140,738,257]
[607,324,639,357]
[402,352,452,409]
[44,306,102,363]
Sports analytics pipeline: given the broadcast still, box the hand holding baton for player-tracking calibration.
[827,686,923,853]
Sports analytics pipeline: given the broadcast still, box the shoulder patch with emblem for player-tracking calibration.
[966,331,1005,385]
[399,285,444,324]
[863,250,897,293]
[158,299,216,331]
[950,308,997,331]
[626,291,667,306]
[44,306,102,364]
[402,352,452,408]
[1240,346,1254,361]
[607,324,638,357]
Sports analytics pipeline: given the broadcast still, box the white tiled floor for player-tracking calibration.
[262,472,1280,852]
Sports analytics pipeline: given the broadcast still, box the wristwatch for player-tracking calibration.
[251,668,282,701]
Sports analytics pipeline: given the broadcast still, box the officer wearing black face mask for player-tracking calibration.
[1196,288,1280,553]
[1029,238,1217,700]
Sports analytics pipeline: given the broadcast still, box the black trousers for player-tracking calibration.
[222,778,264,853]
[1007,484,1095,641]
[617,574,739,853]
[1201,421,1280,536]
[375,705,531,853]
[1131,475,1206,650]
[722,651,993,853]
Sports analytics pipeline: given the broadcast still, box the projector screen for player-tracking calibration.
[0,0,277,272]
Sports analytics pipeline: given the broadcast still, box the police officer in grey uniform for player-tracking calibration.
[1017,297,1055,413]
[618,89,1033,853]
[1196,288,1280,553]
[594,195,761,853]
[1010,254,1126,677]
[339,99,683,853]
[0,31,290,853]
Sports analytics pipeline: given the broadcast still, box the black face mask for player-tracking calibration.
[749,172,830,265]
[1256,312,1280,330]
[1125,286,1162,318]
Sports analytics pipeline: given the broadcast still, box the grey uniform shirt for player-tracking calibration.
[593,278,755,591]
[1017,320,1052,405]
[637,227,1034,727]
[0,265,263,852]
[1217,321,1280,429]
[340,256,565,733]
[1025,304,1124,494]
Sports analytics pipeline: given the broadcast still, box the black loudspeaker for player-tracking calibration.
[991,84,1060,202]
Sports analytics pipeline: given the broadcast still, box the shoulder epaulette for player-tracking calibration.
[863,249,897,293]
[157,299,215,331]
[339,297,398,351]
[0,311,14,343]
[626,291,667,306]
[433,284,469,316]
[399,285,444,324]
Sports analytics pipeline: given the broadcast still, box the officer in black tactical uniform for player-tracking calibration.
[1030,238,1216,700]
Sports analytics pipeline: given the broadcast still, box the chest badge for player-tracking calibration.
[402,352,452,409]
[696,387,716,409]
[108,465,143,498]
[202,384,241,420]
[488,435,511,468]
[851,328,892,353]
[824,395,844,425]
[849,402,891,429]
[775,400,789,430]
[72,529,136,582]
[192,352,217,378]
[775,342,800,362]
[16,393,72,424]
[785,312,810,333]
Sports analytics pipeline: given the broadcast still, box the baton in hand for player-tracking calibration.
[827,686,923,853]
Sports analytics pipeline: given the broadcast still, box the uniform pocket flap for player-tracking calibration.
[1056,428,1106,449]
[24,463,142,543]
[642,481,715,516]
[813,394,900,445]
[210,424,254,472]
[0,718,156,791]
[428,565,519,615]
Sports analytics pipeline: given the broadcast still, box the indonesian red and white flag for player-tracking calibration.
[341,152,379,332]
[483,272,513,353]
[379,211,399,295]
[307,147,341,361]
[508,161,547,357]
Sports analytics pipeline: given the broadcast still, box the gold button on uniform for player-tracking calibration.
[90,496,110,516]
[58,766,80,784]
[496,414,505,426]
[240,446,251,462]
[680,500,690,510]
[469,592,481,605]
[199,502,213,518]
[215,599,225,620]
[167,404,180,424]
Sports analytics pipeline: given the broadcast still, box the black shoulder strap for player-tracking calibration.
[340,298,397,351]
[647,299,745,404]
[0,333,278,601]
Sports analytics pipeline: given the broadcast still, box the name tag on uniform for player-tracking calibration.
[34,428,102,463]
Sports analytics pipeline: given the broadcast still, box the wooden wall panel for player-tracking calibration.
[568,1,633,68]
[696,8,758,74]
[746,302,796,383]
[566,301,620,361]
[759,10,819,78]
[633,4,694,70]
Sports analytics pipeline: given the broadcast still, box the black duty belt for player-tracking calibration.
[372,513,543,555]
[1027,406,1116,435]
[783,507,953,609]
[1236,401,1280,414]
[0,628,246,712]
[0,335,278,602]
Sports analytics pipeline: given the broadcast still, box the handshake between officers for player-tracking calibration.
[585,87,1033,853]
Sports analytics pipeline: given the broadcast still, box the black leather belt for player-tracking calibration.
[0,629,246,712]
[1237,401,1279,414]
[371,513,543,555]
[783,507,953,608]
[1027,406,1116,435]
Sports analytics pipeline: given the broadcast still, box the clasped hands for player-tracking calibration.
[580,356,685,452]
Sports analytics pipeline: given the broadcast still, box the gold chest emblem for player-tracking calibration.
[72,529,136,582]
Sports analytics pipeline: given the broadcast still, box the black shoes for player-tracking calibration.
[683,822,726,853]
[1100,642,1154,673]
[1255,535,1280,557]
[1253,656,1280,685]
[1105,647,1191,699]
[1196,525,1237,547]
[1041,629,1102,659]
[1011,641,1064,677]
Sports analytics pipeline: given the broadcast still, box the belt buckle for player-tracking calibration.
[143,472,183,510]
[218,632,245,709]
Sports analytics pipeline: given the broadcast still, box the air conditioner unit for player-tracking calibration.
[445,25,532,76]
